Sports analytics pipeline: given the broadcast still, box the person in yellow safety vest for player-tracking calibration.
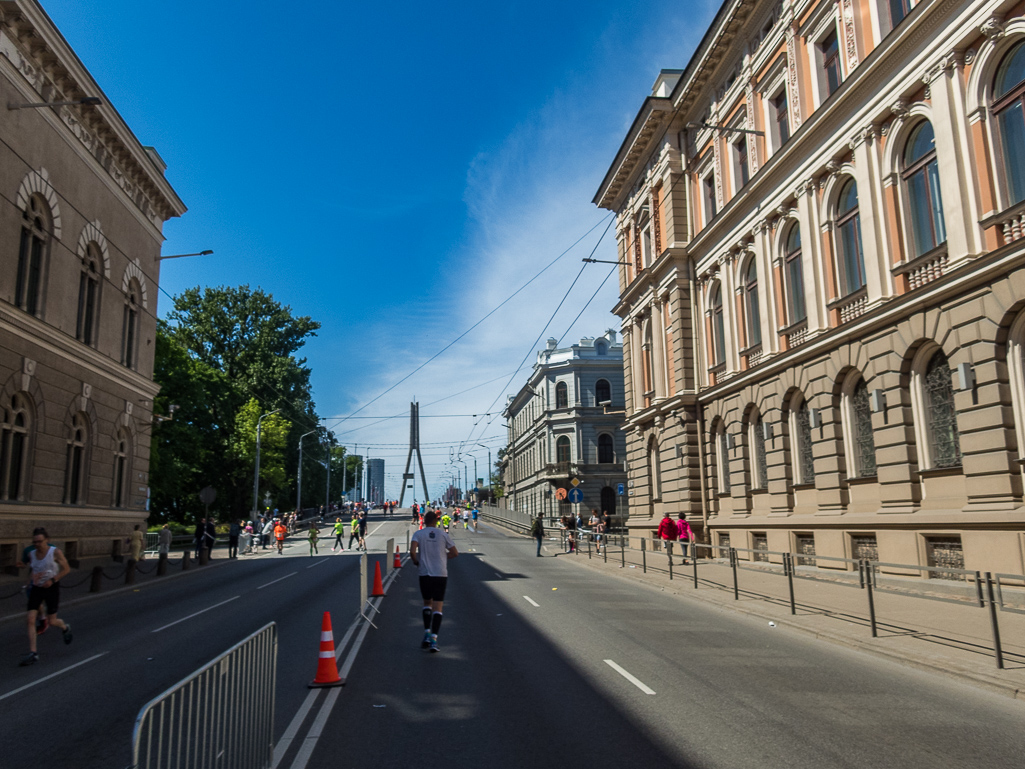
[348,513,361,551]
[441,512,451,532]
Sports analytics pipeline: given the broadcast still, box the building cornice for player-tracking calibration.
[0,1,186,227]
[593,97,674,211]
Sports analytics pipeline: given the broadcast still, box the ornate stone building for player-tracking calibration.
[0,0,185,566]
[502,331,627,521]
[595,0,1025,573]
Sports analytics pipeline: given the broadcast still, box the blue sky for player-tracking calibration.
[44,0,716,499]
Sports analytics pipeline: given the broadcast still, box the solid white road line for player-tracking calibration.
[0,652,108,702]
[523,596,540,607]
[273,556,407,769]
[151,596,240,633]
[288,687,342,769]
[257,571,298,590]
[604,659,656,695]
[306,560,327,569]
[270,689,321,769]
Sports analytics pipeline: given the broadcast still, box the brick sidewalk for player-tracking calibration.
[544,533,1025,700]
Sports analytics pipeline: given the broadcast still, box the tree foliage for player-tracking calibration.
[151,286,323,522]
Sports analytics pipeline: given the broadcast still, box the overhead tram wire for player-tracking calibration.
[458,214,617,455]
[555,264,618,346]
[319,211,614,434]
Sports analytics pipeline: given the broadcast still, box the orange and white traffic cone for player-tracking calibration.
[308,611,344,688]
[393,546,401,569]
[371,561,385,597]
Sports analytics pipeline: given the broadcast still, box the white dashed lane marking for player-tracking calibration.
[523,596,540,607]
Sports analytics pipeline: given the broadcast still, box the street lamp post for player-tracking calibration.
[297,429,318,513]
[252,409,281,518]
[324,439,331,512]
[476,443,492,504]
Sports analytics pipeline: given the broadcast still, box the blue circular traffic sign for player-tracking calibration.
[568,487,584,504]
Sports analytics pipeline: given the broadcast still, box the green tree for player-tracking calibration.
[153,286,323,520]
[232,398,291,511]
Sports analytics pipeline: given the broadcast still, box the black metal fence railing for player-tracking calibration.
[551,529,1023,671]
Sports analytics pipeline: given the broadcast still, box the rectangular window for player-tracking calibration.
[734,138,749,188]
[773,91,790,145]
[641,225,652,268]
[703,174,717,223]
[821,30,842,97]
[889,0,912,28]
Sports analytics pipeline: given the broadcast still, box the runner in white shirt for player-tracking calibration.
[409,510,458,652]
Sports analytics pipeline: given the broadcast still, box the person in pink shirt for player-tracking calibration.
[676,513,694,565]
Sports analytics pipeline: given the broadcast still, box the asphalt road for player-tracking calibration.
[297,520,1025,769]
[4,514,1024,769]
[0,515,409,769]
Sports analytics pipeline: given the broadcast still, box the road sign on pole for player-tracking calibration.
[617,483,625,496]
[568,487,584,504]
[556,488,568,500]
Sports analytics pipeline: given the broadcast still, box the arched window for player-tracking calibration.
[77,245,101,346]
[835,179,866,295]
[113,431,130,507]
[122,284,141,369]
[841,375,877,478]
[994,42,1025,206]
[902,121,946,258]
[65,413,88,504]
[1,394,31,501]
[648,437,662,500]
[556,435,571,464]
[784,225,806,324]
[710,283,726,364]
[555,381,568,409]
[598,433,615,463]
[748,412,768,489]
[16,195,50,316]
[595,379,611,405]
[595,340,607,355]
[789,393,815,485]
[914,350,962,469]
[743,258,761,347]
[713,422,731,493]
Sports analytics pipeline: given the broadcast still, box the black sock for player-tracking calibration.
[431,611,443,635]
[422,607,432,629]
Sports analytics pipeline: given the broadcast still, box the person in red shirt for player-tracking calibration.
[657,511,678,557]
[676,513,694,565]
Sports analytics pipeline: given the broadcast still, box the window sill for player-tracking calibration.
[791,482,815,491]
[917,465,963,479]
[892,242,949,276]
[845,475,878,486]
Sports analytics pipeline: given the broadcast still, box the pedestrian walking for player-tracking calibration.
[228,520,241,558]
[19,528,73,666]
[308,522,319,556]
[358,511,368,550]
[657,511,678,555]
[194,518,205,558]
[530,515,545,557]
[331,517,345,552]
[348,512,361,550]
[409,510,458,653]
[676,513,694,564]
[158,523,172,557]
[204,518,216,559]
[129,524,145,561]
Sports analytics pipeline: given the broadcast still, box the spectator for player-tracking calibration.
[129,524,145,561]
[158,523,172,557]
[228,519,241,559]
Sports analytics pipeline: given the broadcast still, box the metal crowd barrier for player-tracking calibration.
[550,528,1023,671]
[130,623,278,769]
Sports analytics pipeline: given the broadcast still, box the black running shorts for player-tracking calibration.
[27,583,59,613]
[419,575,448,602]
